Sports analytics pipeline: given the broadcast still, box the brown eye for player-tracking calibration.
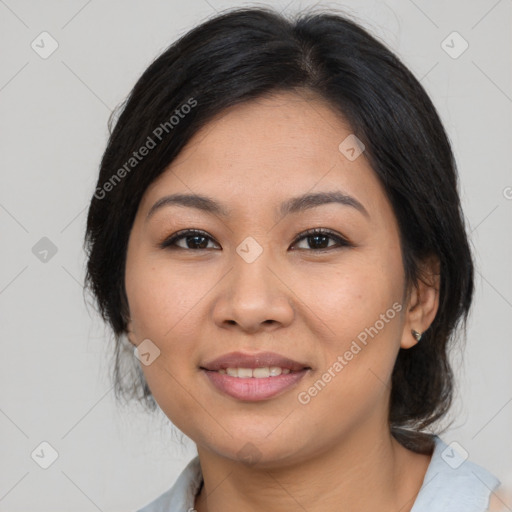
[159,228,352,252]
[291,228,352,251]
[160,229,220,250]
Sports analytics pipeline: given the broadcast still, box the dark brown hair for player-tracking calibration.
[84,6,474,453]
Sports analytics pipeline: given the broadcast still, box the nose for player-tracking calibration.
[212,250,295,334]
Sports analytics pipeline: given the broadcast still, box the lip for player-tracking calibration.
[200,351,310,372]
[200,351,311,402]
[202,368,309,401]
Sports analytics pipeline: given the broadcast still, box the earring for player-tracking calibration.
[411,329,422,342]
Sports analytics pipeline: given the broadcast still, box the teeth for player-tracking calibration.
[238,368,253,378]
[253,367,270,378]
[220,366,294,378]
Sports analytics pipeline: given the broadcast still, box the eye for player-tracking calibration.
[159,229,220,250]
[290,228,352,251]
[159,228,352,252]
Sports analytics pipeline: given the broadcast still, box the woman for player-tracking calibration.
[84,6,503,511]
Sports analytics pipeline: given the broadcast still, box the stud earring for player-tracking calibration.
[411,329,422,342]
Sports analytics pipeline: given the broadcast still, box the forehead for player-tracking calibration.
[174,90,354,168]
[141,91,391,223]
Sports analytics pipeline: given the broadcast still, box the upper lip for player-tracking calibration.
[200,351,310,372]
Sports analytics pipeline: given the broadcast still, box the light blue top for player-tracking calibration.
[136,436,500,512]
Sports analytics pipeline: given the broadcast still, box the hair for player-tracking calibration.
[84,5,474,453]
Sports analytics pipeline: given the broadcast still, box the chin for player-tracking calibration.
[200,430,312,469]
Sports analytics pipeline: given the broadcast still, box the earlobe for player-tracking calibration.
[125,320,137,346]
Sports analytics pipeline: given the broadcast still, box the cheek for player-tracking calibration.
[125,259,208,428]
[292,255,403,347]
[293,266,403,430]
[125,256,208,340]
[124,254,216,397]
[290,250,405,414]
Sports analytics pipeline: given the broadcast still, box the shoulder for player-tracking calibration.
[411,436,501,512]
[135,456,202,512]
[486,482,512,511]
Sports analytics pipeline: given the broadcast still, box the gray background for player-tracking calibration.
[1,0,511,510]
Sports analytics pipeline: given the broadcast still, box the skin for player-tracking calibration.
[124,90,440,512]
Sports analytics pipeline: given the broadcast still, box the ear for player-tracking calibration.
[400,254,440,349]
[125,319,137,347]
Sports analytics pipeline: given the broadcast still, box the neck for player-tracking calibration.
[194,423,432,512]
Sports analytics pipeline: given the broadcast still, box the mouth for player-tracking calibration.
[200,351,311,401]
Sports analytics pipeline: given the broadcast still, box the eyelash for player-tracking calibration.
[159,228,352,252]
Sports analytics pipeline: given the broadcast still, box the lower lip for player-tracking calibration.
[202,369,309,401]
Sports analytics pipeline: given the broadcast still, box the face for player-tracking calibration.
[124,90,421,467]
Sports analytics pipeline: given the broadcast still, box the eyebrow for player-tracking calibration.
[146,190,370,221]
